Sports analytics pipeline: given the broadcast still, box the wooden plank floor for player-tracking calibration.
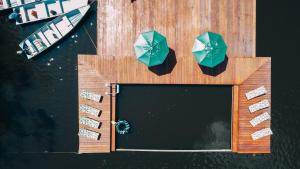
[78,58,111,153]
[97,0,256,58]
[232,85,239,152]
[78,55,271,154]
[95,0,258,85]
[77,0,272,154]
[110,84,117,152]
[235,59,271,153]
[86,55,269,85]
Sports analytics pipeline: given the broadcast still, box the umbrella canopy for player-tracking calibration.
[192,32,227,68]
[134,30,169,67]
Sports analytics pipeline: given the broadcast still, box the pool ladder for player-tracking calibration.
[105,84,119,96]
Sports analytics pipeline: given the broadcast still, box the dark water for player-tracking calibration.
[0,3,97,153]
[1,0,300,168]
[116,85,232,150]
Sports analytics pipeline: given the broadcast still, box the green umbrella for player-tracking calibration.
[134,30,169,67]
[192,32,227,68]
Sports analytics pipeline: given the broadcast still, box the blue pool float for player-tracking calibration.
[115,120,130,135]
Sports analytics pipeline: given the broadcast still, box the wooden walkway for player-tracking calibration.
[78,55,271,154]
[81,55,269,85]
[77,0,272,153]
[233,60,271,153]
[78,57,111,153]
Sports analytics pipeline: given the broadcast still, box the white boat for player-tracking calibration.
[19,5,90,59]
[10,0,88,25]
[0,0,38,11]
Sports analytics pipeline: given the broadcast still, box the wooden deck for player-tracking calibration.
[77,0,272,153]
[235,60,271,153]
[78,58,111,153]
[81,55,269,85]
[232,85,240,152]
[78,55,271,154]
[110,84,117,152]
[97,0,256,58]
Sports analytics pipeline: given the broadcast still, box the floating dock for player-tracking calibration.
[78,58,111,153]
[77,0,271,153]
[232,60,271,153]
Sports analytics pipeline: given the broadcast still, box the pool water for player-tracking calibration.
[116,84,232,150]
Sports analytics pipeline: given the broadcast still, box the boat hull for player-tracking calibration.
[0,0,37,11]
[13,0,88,25]
[19,5,90,59]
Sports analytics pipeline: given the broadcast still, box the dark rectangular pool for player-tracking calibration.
[116,84,232,151]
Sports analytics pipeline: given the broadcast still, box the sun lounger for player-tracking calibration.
[251,128,273,140]
[79,117,100,129]
[249,99,270,113]
[245,86,267,100]
[80,90,102,102]
[79,104,101,116]
[78,128,100,140]
[250,112,271,126]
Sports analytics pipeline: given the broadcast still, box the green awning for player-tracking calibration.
[134,30,169,67]
[192,32,227,68]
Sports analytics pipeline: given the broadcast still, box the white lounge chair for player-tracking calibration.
[249,99,270,113]
[250,112,271,127]
[251,128,273,140]
[78,128,100,140]
[79,117,100,129]
[245,86,267,100]
[79,104,101,116]
[80,90,102,102]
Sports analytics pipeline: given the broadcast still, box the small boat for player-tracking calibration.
[19,4,90,59]
[0,0,38,11]
[10,0,88,25]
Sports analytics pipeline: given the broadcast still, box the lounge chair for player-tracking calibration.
[250,112,271,127]
[245,86,267,100]
[80,90,102,102]
[79,117,100,129]
[249,99,270,113]
[79,104,101,116]
[251,128,273,140]
[78,128,100,140]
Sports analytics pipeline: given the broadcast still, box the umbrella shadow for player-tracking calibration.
[198,55,228,76]
[148,48,177,76]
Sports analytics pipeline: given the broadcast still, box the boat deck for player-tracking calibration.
[77,0,271,153]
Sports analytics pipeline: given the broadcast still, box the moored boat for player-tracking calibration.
[0,0,38,11]
[19,4,90,59]
[10,0,88,25]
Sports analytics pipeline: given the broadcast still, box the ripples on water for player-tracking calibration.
[1,0,300,168]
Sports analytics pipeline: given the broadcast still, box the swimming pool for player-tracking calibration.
[116,84,232,151]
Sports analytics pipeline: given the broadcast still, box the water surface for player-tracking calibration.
[116,85,232,150]
[1,0,300,168]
